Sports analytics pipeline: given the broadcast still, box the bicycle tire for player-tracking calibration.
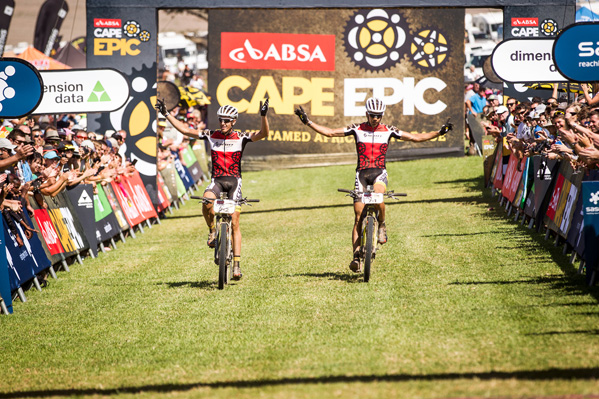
[363,215,375,282]
[218,223,228,290]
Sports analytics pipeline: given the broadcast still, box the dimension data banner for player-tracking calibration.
[208,8,464,168]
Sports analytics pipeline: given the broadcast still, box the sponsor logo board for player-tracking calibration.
[492,38,566,82]
[33,68,129,114]
[93,18,151,56]
[553,23,599,82]
[0,58,43,118]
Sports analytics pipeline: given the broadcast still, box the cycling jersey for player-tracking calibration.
[198,129,253,178]
[344,122,403,170]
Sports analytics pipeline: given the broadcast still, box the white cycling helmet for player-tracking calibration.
[217,104,239,119]
[365,97,386,115]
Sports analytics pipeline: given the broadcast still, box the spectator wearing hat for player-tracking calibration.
[56,142,77,172]
[487,94,500,108]
[44,128,61,146]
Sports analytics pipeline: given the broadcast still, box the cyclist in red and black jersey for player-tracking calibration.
[295,97,452,272]
[157,98,269,279]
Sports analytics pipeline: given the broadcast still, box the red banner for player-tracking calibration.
[33,209,64,255]
[110,180,145,227]
[493,149,504,190]
[220,32,336,71]
[124,171,158,220]
[546,173,565,221]
[502,155,527,203]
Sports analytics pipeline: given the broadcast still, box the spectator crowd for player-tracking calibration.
[465,81,599,170]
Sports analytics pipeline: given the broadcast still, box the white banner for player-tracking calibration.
[33,68,130,114]
[491,38,567,83]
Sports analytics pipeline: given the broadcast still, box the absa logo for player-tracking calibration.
[221,32,335,71]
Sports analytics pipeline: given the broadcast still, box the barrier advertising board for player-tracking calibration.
[582,181,599,283]
[0,221,12,313]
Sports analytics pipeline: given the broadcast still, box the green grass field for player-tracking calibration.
[2,156,598,399]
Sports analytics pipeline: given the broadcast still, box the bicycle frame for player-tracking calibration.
[338,186,406,281]
[191,194,259,289]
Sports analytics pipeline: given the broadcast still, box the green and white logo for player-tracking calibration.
[88,81,111,102]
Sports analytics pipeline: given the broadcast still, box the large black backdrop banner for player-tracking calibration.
[0,0,14,57]
[34,0,68,56]
[208,8,464,169]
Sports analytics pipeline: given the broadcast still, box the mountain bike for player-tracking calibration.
[338,186,406,282]
[192,195,259,289]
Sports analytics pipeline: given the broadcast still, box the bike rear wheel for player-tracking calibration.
[218,223,228,290]
[363,215,375,282]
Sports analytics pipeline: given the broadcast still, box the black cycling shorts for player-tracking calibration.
[206,176,242,201]
[354,168,388,194]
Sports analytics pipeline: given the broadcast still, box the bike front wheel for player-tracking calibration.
[218,223,229,290]
[363,215,375,282]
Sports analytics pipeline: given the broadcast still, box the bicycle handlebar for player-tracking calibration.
[338,188,407,198]
[191,195,260,204]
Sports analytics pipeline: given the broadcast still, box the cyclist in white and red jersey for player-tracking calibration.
[157,98,269,279]
[295,97,452,272]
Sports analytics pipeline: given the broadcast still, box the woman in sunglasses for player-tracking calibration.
[156,99,270,281]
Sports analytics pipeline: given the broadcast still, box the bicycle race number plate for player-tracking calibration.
[214,199,237,214]
[361,193,384,204]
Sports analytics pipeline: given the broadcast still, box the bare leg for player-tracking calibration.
[231,210,241,257]
[202,190,216,231]
[352,202,364,253]
[373,183,386,224]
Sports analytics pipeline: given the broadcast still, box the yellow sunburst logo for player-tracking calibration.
[410,29,449,69]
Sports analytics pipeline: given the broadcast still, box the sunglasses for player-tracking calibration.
[219,118,233,123]
[76,135,87,139]
[33,135,44,138]
[507,103,516,106]
[368,113,383,118]
[554,110,565,116]
[13,139,28,145]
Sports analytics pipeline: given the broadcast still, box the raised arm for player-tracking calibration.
[399,120,453,142]
[0,144,34,172]
[581,84,599,107]
[294,106,345,137]
[155,99,201,139]
[251,99,270,142]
